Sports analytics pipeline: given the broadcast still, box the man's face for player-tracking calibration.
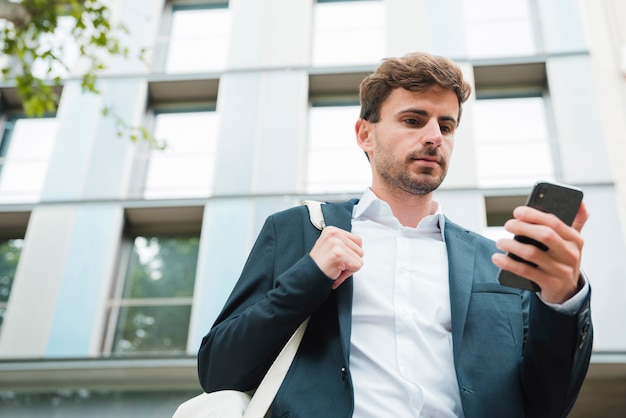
[356,86,459,196]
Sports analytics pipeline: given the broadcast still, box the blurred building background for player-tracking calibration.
[0,0,624,416]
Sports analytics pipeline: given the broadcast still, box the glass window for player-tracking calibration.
[0,239,23,334]
[0,117,59,203]
[306,102,370,193]
[312,0,385,67]
[473,96,555,188]
[481,195,526,240]
[462,0,537,58]
[105,234,200,356]
[164,2,231,73]
[140,109,219,199]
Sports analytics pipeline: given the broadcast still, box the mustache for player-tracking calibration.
[407,146,443,162]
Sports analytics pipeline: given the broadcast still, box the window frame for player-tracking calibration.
[0,211,29,337]
[101,206,203,357]
[472,62,563,189]
[0,112,59,203]
[461,0,544,59]
[311,0,385,68]
[130,101,218,200]
[153,0,231,75]
[473,91,561,188]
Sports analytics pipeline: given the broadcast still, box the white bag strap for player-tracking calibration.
[244,201,325,417]
[244,318,309,418]
[301,200,326,230]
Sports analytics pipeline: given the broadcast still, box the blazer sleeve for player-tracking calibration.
[197,208,333,393]
[521,290,593,417]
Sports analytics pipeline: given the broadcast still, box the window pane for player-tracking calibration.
[474,97,555,187]
[0,239,23,332]
[306,105,370,193]
[165,5,232,73]
[463,0,531,21]
[111,305,192,355]
[123,236,199,299]
[462,0,537,58]
[0,118,59,203]
[144,111,218,199]
[107,233,199,356]
[312,1,385,67]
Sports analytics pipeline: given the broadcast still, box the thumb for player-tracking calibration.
[572,202,589,233]
[332,270,355,289]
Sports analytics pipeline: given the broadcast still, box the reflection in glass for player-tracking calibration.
[111,235,199,355]
[0,239,23,332]
[124,236,199,299]
[165,5,231,73]
[312,1,385,67]
[0,389,201,414]
[112,305,192,355]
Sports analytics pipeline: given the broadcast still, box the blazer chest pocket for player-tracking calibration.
[465,282,525,356]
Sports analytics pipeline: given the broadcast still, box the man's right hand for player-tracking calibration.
[309,226,364,289]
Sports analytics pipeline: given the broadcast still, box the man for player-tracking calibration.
[198,52,592,417]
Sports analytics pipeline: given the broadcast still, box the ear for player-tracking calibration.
[355,119,374,154]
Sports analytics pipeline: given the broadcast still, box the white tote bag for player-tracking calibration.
[172,390,253,418]
[172,319,309,418]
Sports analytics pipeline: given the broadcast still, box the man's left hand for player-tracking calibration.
[492,202,589,304]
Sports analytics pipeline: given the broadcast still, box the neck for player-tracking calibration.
[369,185,436,228]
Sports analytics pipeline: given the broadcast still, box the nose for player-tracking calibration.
[422,118,443,146]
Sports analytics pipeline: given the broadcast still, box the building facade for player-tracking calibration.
[0,0,624,416]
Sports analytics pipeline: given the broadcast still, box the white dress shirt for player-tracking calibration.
[348,188,589,417]
[350,189,463,418]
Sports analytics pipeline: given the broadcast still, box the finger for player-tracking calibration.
[497,225,580,269]
[332,271,352,289]
[492,252,579,303]
[328,253,363,286]
[310,227,364,280]
[320,227,364,259]
[512,206,583,241]
[571,201,589,233]
[504,214,584,257]
[513,206,565,231]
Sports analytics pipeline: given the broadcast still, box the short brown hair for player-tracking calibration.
[359,52,472,124]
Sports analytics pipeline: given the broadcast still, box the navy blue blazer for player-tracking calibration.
[198,200,593,418]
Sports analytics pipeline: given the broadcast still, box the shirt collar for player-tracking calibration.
[353,188,446,239]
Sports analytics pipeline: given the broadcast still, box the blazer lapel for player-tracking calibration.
[321,200,358,362]
[444,219,477,362]
[318,204,476,367]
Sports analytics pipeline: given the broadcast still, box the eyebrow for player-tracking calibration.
[399,108,458,126]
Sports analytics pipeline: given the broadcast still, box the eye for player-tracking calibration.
[403,118,423,126]
[440,123,456,134]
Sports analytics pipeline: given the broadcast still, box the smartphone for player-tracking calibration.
[497,181,584,291]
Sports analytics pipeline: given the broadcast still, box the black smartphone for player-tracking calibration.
[497,181,584,291]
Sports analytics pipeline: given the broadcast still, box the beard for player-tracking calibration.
[374,145,448,196]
